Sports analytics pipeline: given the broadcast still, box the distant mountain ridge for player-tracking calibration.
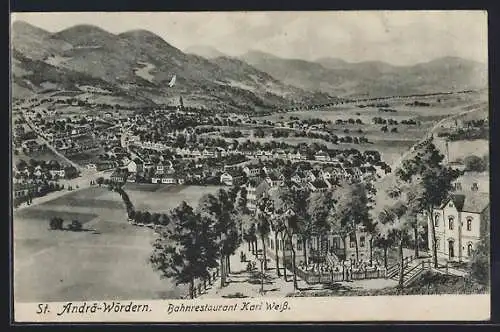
[11,21,487,110]
[11,21,333,110]
[240,51,488,98]
[184,45,227,59]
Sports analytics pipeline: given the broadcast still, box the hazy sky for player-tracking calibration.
[11,11,488,66]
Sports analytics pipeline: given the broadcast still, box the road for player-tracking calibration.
[22,113,84,171]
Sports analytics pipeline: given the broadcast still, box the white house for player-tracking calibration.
[429,192,489,262]
[127,160,138,174]
[315,150,330,162]
[220,172,234,186]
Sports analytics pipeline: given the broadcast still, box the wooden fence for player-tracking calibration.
[289,262,387,285]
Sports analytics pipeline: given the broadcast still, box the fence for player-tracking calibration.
[291,262,387,285]
[185,267,220,299]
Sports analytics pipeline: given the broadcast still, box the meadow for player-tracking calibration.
[112,184,226,213]
[13,186,192,303]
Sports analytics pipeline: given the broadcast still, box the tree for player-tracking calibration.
[271,185,301,290]
[255,195,272,270]
[306,190,332,269]
[469,231,489,286]
[70,220,83,231]
[331,182,370,262]
[464,155,487,172]
[134,211,143,224]
[151,213,161,225]
[378,201,410,288]
[143,211,152,225]
[238,186,248,214]
[49,217,64,230]
[396,141,461,268]
[197,189,240,288]
[150,202,219,299]
[373,223,395,269]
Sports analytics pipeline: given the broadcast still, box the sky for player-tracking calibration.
[11,11,488,66]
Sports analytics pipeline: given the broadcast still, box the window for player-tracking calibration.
[448,217,454,230]
[436,238,440,250]
[434,214,440,227]
[349,233,356,248]
[467,243,473,256]
[360,236,365,247]
[467,218,472,231]
[270,239,274,250]
[297,240,302,251]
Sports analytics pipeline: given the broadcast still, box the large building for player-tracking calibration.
[429,191,489,262]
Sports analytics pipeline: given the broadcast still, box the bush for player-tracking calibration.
[469,232,489,286]
[49,217,64,230]
[70,220,83,231]
[464,155,487,172]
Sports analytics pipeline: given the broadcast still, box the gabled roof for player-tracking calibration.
[440,192,490,213]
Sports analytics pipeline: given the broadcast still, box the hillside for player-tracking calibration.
[11,21,328,111]
[185,45,226,59]
[241,51,488,98]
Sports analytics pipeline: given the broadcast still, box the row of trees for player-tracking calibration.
[243,140,484,288]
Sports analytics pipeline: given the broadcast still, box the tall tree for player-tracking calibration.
[396,141,461,268]
[331,182,370,262]
[378,200,410,288]
[255,195,272,270]
[197,189,240,288]
[307,190,332,269]
[150,202,219,299]
[271,186,300,290]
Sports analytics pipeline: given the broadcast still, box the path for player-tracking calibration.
[198,245,304,298]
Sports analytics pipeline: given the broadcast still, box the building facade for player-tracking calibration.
[429,192,489,262]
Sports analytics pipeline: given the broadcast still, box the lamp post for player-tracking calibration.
[257,255,265,295]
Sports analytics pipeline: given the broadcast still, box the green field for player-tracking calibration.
[117,184,225,213]
[13,186,192,303]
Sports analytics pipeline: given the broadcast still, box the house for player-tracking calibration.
[429,192,490,262]
[244,179,259,211]
[220,172,233,186]
[203,148,215,158]
[191,149,201,158]
[243,165,261,178]
[49,168,65,178]
[13,183,39,200]
[161,176,177,184]
[315,150,330,162]
[266,172,283,187]
[126,160,138,174]
[110,169,128,183]
[308,179,330,192]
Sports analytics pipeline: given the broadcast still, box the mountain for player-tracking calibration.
[11,21,330,110]
[185,45,226,59]
[11,21,331,110]
[241,51,488,98]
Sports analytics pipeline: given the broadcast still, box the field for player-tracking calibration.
[13,186,202,303]
[250,95,487,166]
[117,183,226,213]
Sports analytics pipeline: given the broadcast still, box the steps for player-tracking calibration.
[389,259,431,287]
